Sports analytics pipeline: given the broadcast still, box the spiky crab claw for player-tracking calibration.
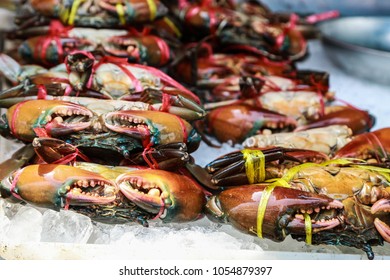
[3,100,93,142]
[117,169,206,222]
[104,110,200,152]
[206,103,297,144]
[0,164,117,209]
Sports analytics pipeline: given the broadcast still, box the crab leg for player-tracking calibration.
[191,147,327,187]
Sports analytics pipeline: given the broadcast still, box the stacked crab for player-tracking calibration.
[0,0,207,226]
[0,0,389,260]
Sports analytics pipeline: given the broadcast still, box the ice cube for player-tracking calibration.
[5,206,42,243]
[41,210,93,244]
[0,200,10,240]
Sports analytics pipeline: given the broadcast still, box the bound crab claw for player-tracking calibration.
[0,164,117,209]
[206,103,297,144]
[0,99,93,142]
[0,163,154,225]
[295,106,375,135]
[104,110,201,153]
[116,169,207,222]
[138,89,206,121]
[206,184,343,242]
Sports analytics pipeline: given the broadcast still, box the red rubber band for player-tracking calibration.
[37,84,48,99]
[10,100,28,140]
[10,169,23,201]
[152,197,165,220]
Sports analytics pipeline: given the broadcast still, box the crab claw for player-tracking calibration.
[2,100,93,142]
[103,35,171,67]
[0,53,23,84]
[19,35,96,67]
[206,185,343,241]
[117,169,206,222]
[32,137,81,163]
[0,164,117,209]
[104,110,201,152]
[295,106,374,135]
[0,53,47,84]
[334,128,390,162]
[140,89,206,121]
[0,144,36,181]
[206,104,297,144]
[127,142,191,170]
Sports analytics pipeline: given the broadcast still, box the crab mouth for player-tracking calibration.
[104,111,153,139]
[117,174,172,215]
[63,178,117,206]
[44,105,93,137]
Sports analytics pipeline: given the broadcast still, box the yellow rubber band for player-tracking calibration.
[256,184,276,239]
[319,158,357,166]
[282,162,319,182]
[242,149,265,184]
[266,178,291,188]
[146,0,157,21]
[68,0,85,25]
[304,213,312,245]
[116,3,126,25]
[163,17,182,38]
[60,6,70,23]
[353,164,390,182]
